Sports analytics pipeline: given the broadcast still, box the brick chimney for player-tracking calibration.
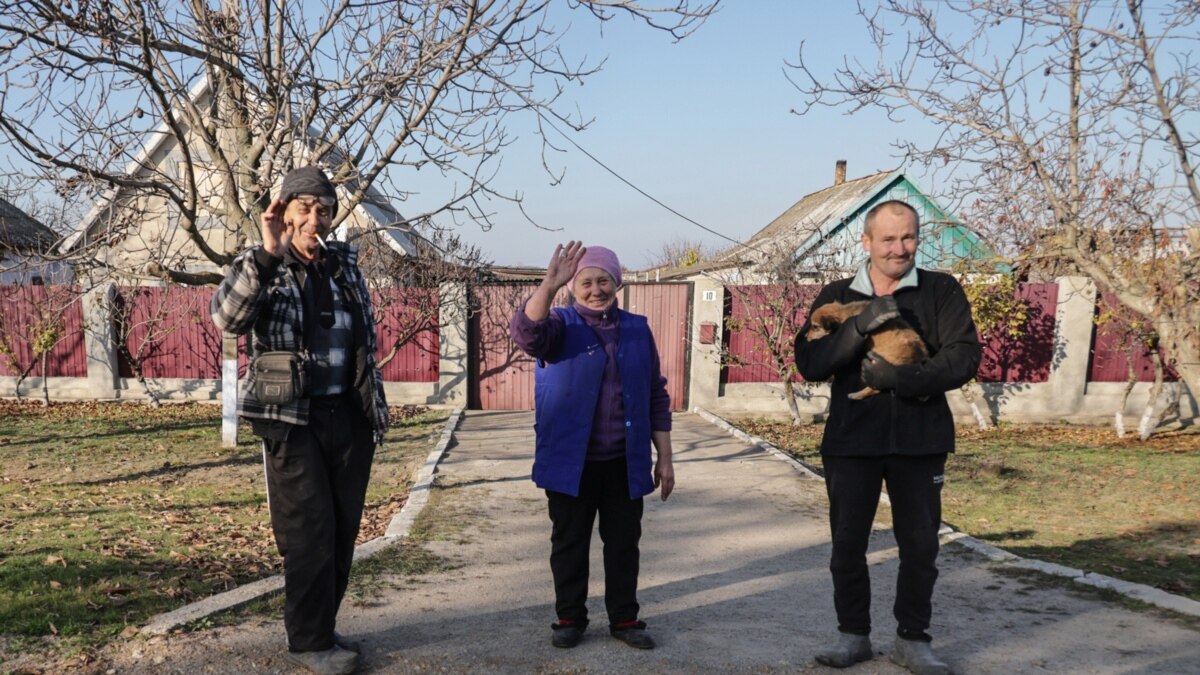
[834,160,847,186]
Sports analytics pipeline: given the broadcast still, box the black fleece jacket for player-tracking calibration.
[794,269,981,457]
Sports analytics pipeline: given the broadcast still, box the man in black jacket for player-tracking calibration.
[795,200,980,675]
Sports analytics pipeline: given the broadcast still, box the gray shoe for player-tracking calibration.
[814,632,873,668]
[285,644,359,675]
[891,636,953,675]
[333,631,361,653]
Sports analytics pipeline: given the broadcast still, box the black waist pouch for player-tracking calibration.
[253,351,310,405]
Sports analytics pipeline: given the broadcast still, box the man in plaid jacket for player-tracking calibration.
[211,166,387,675]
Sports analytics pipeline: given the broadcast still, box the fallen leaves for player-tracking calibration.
[1,400,443,654]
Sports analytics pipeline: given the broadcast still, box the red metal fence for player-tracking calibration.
[0,281,1179,390]
[116,286,229,379]
[373,287,439,382]
[1088,291,1179,382]
[625,283,691,410]
[724,284,819,384]
[975,283,1057,383]
[0,285,87,377]
[1,285,438,383]
[722,281,1159,385]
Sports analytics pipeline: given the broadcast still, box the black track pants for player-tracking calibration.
[546,458,644,627]
[262,395,375,652]
[823,453,946,640]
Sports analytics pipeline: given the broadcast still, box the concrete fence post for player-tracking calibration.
[221,334,239,447]
[83,282,119,400]
[435,281,469,406]
[688,277,725,411]
[1047,276,1097,417]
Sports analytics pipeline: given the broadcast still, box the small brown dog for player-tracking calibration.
[805,300,928,400]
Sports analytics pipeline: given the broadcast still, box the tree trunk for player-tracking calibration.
[39,352,49,407]
[1115,356,1137,439]
[122,346,161,408]
[14,360,36,402]
[1156,321,1198,419]
[1172,361,1200,417]
[782,372,802,425]
[959,382,991,430]
[1138,349,1166,441]
[135,369,162,409]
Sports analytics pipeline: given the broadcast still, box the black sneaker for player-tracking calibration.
[610,620,655,650]
[551,621,584,648]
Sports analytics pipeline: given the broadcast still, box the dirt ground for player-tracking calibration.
[59,411,1200,674]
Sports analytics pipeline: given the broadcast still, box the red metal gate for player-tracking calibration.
[625,283,690,411]
[469,282,691,411]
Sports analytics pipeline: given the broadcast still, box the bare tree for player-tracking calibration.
[646,237,718,270]
[356,224,490,369]
[1094,293,1176,439]
[790,0,1200,406]
[719,244,825,425]
[0,285,83,404]
[101,285,209,407]
[0,1,716,285]
[956,269,1038,430]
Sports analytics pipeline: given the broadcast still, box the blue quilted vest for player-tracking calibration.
[532,305,656,498]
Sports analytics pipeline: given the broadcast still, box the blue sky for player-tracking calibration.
[421,2,944,269]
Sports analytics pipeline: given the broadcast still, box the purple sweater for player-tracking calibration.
[511,299,671,461]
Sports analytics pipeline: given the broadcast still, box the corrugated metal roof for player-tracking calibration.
[0,198,58,252]
[651,169,899,280]
[747,170,896,250]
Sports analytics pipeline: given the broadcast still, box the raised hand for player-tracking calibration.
[524,241,587,322]
[544,241,586,290]
[261,199,291,257]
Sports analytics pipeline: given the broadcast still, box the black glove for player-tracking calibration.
[854,295,899,334]
[860,351,899,390]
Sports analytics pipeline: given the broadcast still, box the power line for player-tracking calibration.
[528,106,749,249]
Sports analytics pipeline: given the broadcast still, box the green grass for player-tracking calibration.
[0,400,446,656]
[734,417,1200,602]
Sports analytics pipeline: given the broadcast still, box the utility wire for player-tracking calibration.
[528,104,758,253]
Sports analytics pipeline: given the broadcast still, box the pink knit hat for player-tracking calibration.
[568,245,623,295]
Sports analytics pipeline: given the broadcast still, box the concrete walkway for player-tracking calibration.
[105,411,1199,674]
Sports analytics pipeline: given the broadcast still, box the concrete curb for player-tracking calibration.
[141,407,464,636]
[692,406,1200,619]
[691,406,824,482]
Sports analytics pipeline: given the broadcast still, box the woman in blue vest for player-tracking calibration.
[510,241,675,651]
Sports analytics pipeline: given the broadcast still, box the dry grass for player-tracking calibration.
[734,417,1200,601]
[0,400,445,663]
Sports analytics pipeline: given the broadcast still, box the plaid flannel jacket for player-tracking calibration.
[210,242,389,441]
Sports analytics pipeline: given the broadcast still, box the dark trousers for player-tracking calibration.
[262,395,375,652]
[546,458,644,628]
[823,453,946,640]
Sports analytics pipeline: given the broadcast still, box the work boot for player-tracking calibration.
[814,632,873,668]
[891,636,953,675]
[285,644,358,675]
